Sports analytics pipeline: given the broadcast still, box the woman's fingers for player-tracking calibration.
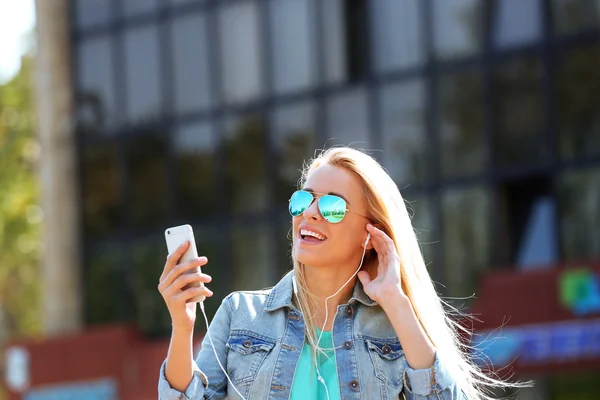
[173,285,214,305]
[160,241,189,281]
[161,269,211,299]
[160,256,208,290]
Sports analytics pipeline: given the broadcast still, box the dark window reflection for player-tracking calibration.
[85,244,123,325]
[406,195,438,279]
[75,0,111,29]
[432,0,483,60]
[321,0,347,84]
[219,1,263,104]
[326,87,370,147]
[556,44,600,159]
[124,25,162,125]
[171,12,212,115]
[552,0,600,34]
[271,102,315,205]
[224,114,268,214]
[493,0,542,49]
[82,143,120,238]
[77,36,117,135]
[126,132,168,229]
[438,69,485,178]
[370,0,424,73]
[378,79,428,188]
[269,0,317,94]
[494,57,545,168]
[173,122,216,220]
[169,0,203,6]
[122,0,158,18]
[442,186,491,299]
[230,224,272,291]
[558,168,600,261]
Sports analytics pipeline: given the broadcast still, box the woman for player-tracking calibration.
[158,147,511,399]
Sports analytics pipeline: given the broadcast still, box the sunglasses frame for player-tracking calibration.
[288,189,368,223]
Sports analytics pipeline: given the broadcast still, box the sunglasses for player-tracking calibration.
[289,190,362,224]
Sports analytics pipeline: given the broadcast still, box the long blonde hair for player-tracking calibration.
[291,146,523,399]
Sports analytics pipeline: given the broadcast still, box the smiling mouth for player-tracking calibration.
[300,229,326,241]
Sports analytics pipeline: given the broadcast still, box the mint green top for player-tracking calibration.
[290,330,341,400]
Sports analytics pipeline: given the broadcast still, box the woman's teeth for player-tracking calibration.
[300,229,325,241]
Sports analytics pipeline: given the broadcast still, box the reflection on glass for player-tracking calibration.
[432,0,483,59]
[271,102,315,205]
[126,133,168,229]
[558,168,600,261]
[370,0,424,73]
[552,0,600,34]
[224,114,268,213]
[438,69,485,178]
[320,0,347,84]
[231,224,272,291]
[406,195,438,277]
[85,244,122,325]
[556,44,600,159]
[174,122,216,220]
[82,143,120,238]
[378,79,427,187]
[171,12,212,114]
[326,88,370,147]
[494,57,545,167]
[131,236,172,337]
[219,2,263,104]
[122,0,158,17]
[493,0,542,49]
[124,25,161,125]
[270,0,316,94]
[77,36,117,134]
[442,186,491,298]
[75,0,111,29]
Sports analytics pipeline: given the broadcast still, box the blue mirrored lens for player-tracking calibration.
[289,190,313,217]
[318,195,346,223]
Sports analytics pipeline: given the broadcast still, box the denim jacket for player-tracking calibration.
[158,271,463,399]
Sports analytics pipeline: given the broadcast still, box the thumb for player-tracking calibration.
[357,271,371,286]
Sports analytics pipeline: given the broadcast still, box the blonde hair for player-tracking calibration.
[291,146,524,399]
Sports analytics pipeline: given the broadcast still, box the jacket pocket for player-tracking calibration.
[365,337,405,390]
[226,331,277,384]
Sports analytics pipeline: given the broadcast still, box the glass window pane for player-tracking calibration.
[269,0,316,94]
[379,79,428,187]
[493,0,542,49]
[556,44,600,159]
[126,133,168,229]
[442,186,491,298]
[432,0,483,60]
[558,168,600,261]
[85,244,123,325]
[173,122,217,220]
[122,0,159,18]
[124,25,162,125]
[271,102,315,205]
[321,0,347,84]
[219,2,263,104]
[438,69,485,178]
[171,12,212,114]
[552,0,600,34]
[169,0,204,6]
[224,114,268,214]
[82,143,120,238]
[77,36,117,134]
[326,88,370,147]
[370,0,424,73]
[494,57,545,167]
[231,224,273,291]
[75,0,111,29]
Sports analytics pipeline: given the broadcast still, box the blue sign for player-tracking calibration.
[24,378,117,400]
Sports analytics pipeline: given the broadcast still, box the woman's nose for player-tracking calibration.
[303,198,321,221]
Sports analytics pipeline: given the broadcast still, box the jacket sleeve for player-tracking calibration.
[158,295,233,399]
[402,351,465,400]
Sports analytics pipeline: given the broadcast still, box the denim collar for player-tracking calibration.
[264,270,378,312]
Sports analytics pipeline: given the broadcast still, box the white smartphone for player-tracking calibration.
[165,224,205,304]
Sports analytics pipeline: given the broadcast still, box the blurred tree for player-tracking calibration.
[0,55,43,342]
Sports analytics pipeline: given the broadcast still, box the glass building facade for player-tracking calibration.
[72,0,600,346]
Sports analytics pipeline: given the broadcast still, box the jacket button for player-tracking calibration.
[344,340,353,349]
[243,339,253,348]
[382,344,392,354]
[346,307,354,317]
[349,380,359,390]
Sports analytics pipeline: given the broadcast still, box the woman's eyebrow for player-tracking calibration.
[303,188,351,206]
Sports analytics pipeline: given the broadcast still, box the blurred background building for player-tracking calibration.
[1,0,600,399]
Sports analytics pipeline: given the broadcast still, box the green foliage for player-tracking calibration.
[0,55,42,341]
